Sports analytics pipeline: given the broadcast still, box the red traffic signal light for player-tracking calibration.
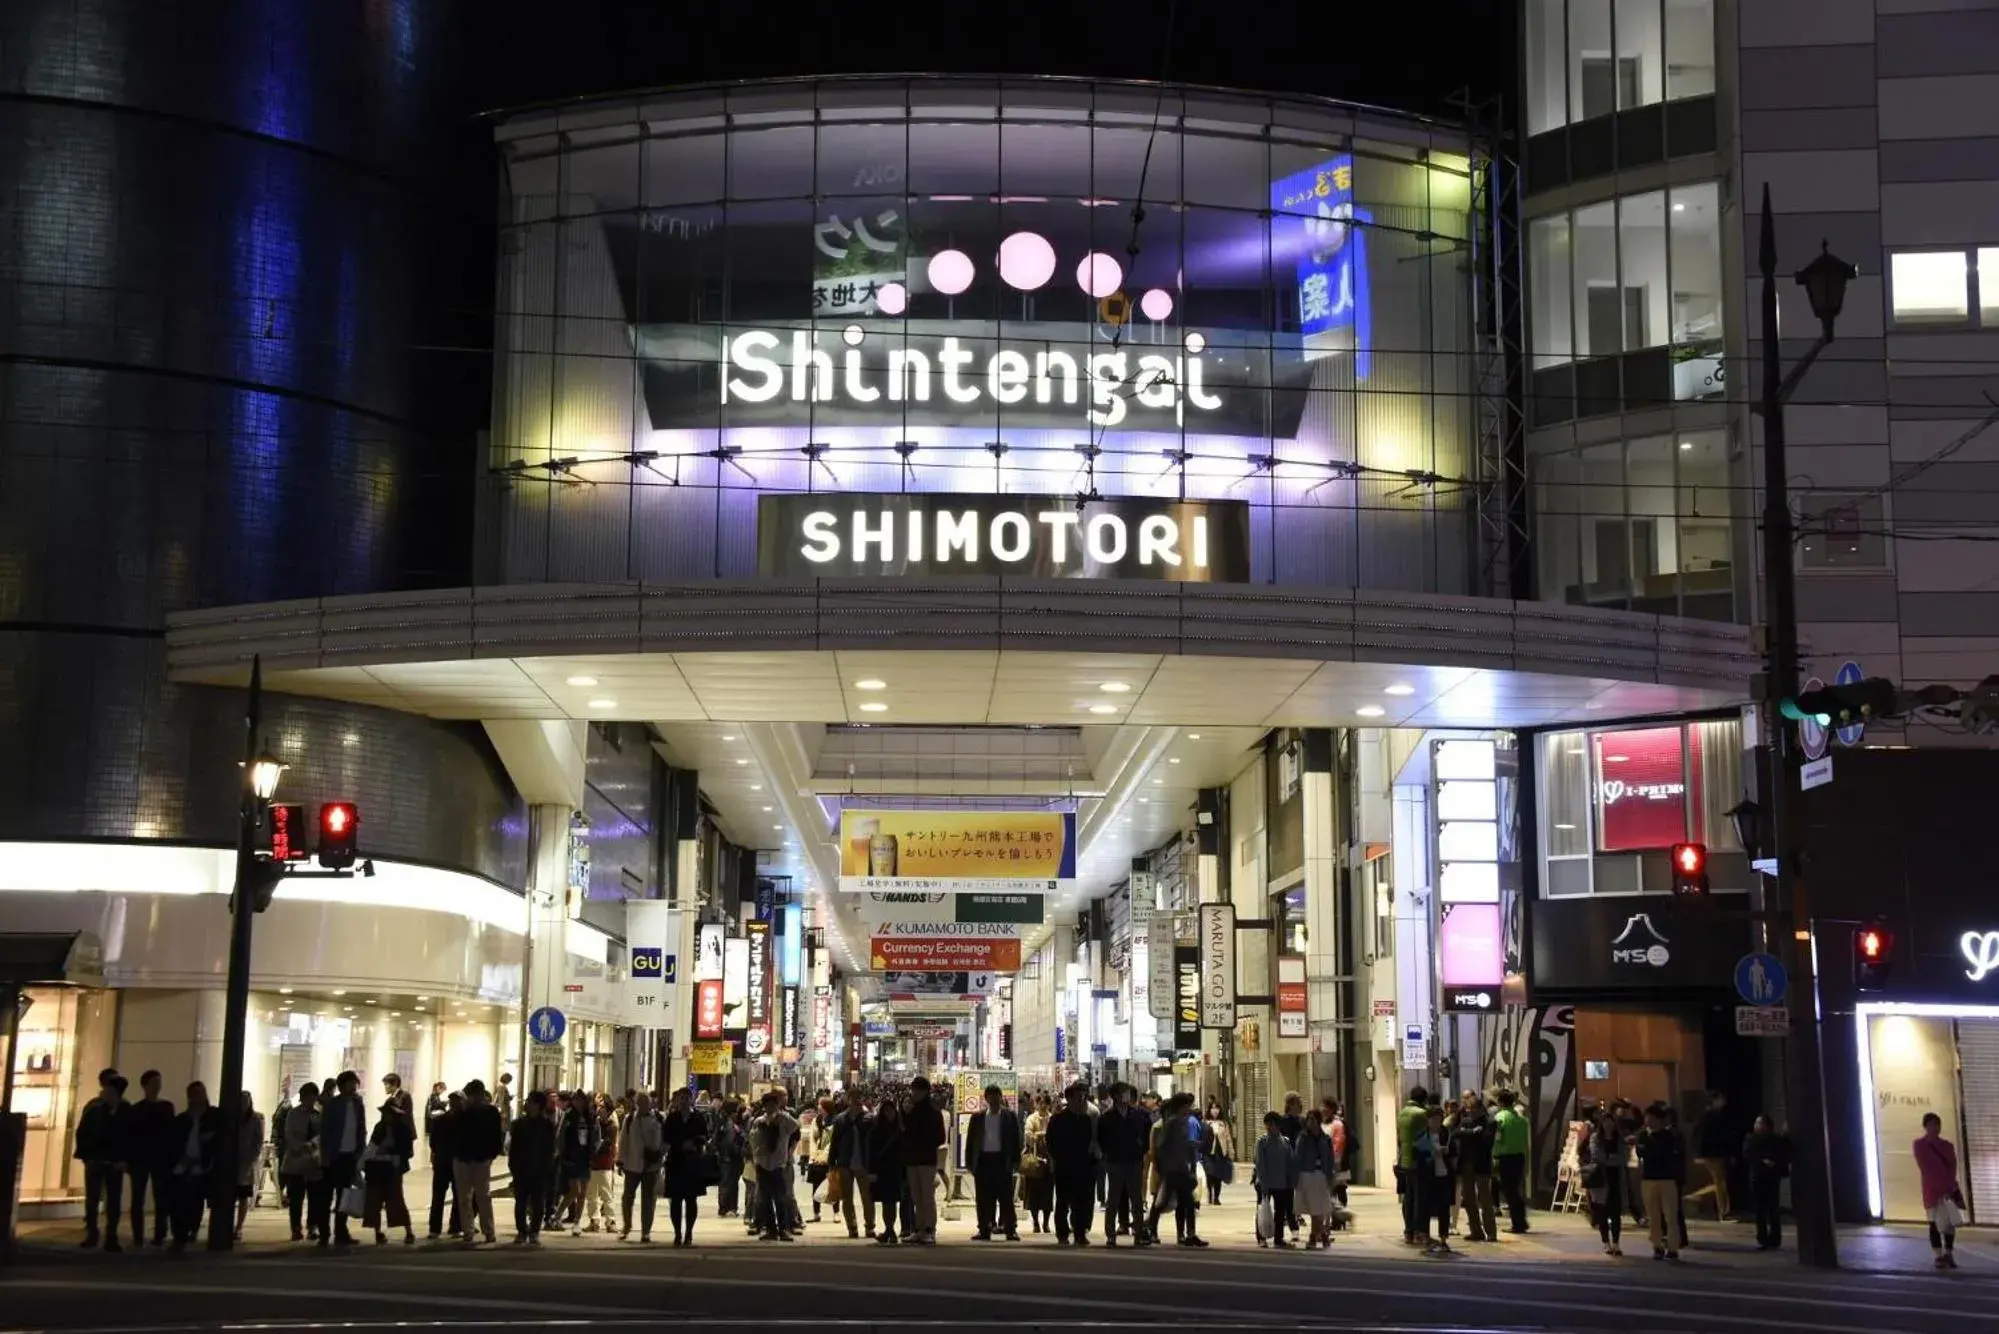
[319,801,359,870]
[1856,922,1893,991]
[1669,841,1709,894]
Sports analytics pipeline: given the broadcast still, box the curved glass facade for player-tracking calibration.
[488,78,1488,592]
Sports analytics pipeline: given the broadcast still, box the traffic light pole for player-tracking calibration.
[208,656,262,1251]
[1758,190,1838,1269]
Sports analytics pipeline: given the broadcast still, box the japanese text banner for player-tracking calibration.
[838,810,1076,891]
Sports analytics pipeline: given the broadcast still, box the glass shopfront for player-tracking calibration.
[10,986,117,1203]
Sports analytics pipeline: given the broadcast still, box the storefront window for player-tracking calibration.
[11,986,117,1202]
[1536,719,1744,897]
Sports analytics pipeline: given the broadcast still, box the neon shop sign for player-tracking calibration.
[721,326,1225,428]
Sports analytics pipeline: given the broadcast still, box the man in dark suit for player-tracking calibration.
[965,1083,1022,1242]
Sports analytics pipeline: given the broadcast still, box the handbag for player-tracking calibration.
[1935,1194,1967,1232]
[1019,1152,1047,1180]
[336,1181,366,1216]
[1256,1195,1276,1239]
[825,1165,847,1200]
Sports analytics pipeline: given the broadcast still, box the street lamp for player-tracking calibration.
[1725,798,1767,859]
[246,750,285,802]
[1757,187,1856,1270]
[210,660,270,1250]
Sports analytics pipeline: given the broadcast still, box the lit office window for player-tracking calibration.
[1890,250,1970,326]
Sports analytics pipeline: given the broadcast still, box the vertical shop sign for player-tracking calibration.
[694,978,725,1039]
[697,923,726,981]
[780,985,800,1061]
[745,920,772,1057]
[1276,954,1308,1038]
[1199,903,1236,1029]
[722,937,750,1031]
[1148,912,1177,1020]
[1434,737,1503,1012]
[1174,945,1202,1055]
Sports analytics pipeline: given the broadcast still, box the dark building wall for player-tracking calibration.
[0,0,505,872]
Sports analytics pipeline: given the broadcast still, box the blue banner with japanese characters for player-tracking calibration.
[1270,155,1372,380]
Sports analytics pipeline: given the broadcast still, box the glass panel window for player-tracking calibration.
[1525,0,1569,136]
[1798,492,1889,570]
[1614,0,1665,110]
[1668,182,1723,399]
[1617,190,1668,351]
[1674,429,1735,621]
[1541,732,1592,858]
[1578,441,1628,604]
[1534,449,1584,608]
[1625,434,1674,609]
[1592,725,1690,852]
[1572,201,1618,357]
[1663,0,1717,100]
[1529,214,1574,368]
[1569,0,1616,122]
[1890,250,1971,326]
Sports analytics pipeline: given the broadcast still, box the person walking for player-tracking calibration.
[278,1081,324,1242]
[617,1091,663,1242]
[965,1083,1022,1242]
[232,1091,265,1241]
[1145,1093,1207,1247]
[1252,1110,1297,1248]
[318,1071,367,1247]
[507,1090,556,1245]
[74,1068,128,1251]
[866,1098,907,1245]
[830,1093,876,1238]
[555,1088,596,1235]
[165,1081,220,1252]
[750,1090,800,1241]
[798,1099,830,1225]
[1394,1086,1431,1247]
[1020,1093,1054,1235]
[425,1091,462,1238]
[1293,1108,1337,1249]
[1492,1089,1531,1234]
[1202,1103,1234,1205]
[661,1087,712,1247]
[1581,1107,1628,1256]
[125,1070,175,1249]
[1742,1114,1788,1252]
[1636,1101,1683,1261]
[712,1099,745,1218]
[453,1079,503,1245]
[1453,1093,1497,1243]
[587,1093,619,1233]
[1044,1082,1096,1246]
[901,1076,946,1245]
[1685,1091,1734,1222]
[1914,1111,1965,1270]
[1096,1083,1150,1245]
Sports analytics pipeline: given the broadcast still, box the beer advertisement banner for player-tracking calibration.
[838,810,1077,892]
[870,935,1023,973]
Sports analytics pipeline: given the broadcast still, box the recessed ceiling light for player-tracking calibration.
[1678,440,1694,450]
[735,758,749,766]
[1099,681,1131,693]
[762,805,774,812]
[391,1011,401,1017]
[722,733,736,741]
[565,675,598,687]
[855,678,887,691]
[1384,683,1416,697]
[1152,777,1163,784]
[773,823,784,830]
[278,987,293,995]
[344,1006,356,1012]
[750,783,763,791]
[1356,705,1386,718]
[332,990,347,997]
[414,1005,425,1011]
[587,699,617,710]
[859,702,889,713]
[1089,704,1118,715]
[1187,732,1202,740]
[1138,797,1150,804]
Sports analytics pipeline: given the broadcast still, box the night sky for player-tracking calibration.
[469,0,1514,121]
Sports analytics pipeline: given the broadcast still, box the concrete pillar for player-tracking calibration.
[1299,730,1350,1106]
[523,802,574,1092]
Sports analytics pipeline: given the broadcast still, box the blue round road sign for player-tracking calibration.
[527,1005,567,1045]
[1834,660,1866,746]
[1734,952,1787,1008]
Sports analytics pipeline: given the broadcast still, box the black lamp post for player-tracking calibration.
[1758,187,1857,1270]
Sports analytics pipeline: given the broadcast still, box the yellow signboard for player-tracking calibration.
[837,809,1077,891]
[689,1041,734,1076]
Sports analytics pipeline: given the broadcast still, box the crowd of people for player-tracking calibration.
[68,1067,1971,1268]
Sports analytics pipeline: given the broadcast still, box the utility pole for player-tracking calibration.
[209,657,263,1250]
[1758,187,1853,1270]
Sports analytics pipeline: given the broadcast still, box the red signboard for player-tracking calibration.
[1277,979,1307,1013]
[869,936,1022,972]
[694,978,725,1039]
[1593,725,1701,852]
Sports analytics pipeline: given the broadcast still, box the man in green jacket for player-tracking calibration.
[1394,1087,1432,1244]
[1492,1089,1532,1233]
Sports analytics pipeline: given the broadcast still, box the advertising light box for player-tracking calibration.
[838,809,1076,892]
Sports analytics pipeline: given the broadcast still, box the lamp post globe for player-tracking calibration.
[1725,798,1767,858]
[1795,243,1859,334]
[248,751,286,801]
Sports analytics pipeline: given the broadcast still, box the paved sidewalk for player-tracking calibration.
[21,1177,1994,1276]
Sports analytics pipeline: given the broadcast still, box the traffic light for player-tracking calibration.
[1855,922,1893,991]
[318,801,359,870]
[1783,677,1900,729]
[1669,841,1710,895]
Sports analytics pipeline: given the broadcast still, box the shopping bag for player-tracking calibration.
[337,1182,366,1216]
[1256,1195,1275,1239]
[1936,1195,1966,1232]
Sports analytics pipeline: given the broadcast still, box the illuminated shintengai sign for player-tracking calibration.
[722,326,1224,429]
[757,493,1251,582]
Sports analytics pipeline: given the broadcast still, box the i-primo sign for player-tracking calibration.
[721,326,1225,428]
